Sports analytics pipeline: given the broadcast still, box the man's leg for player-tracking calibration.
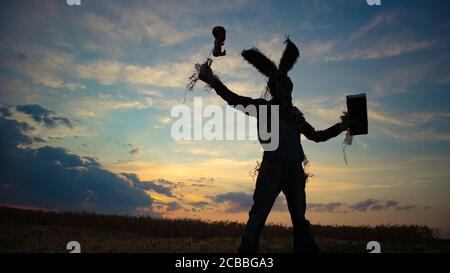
[282,164,318,253]
[238,159,282,253]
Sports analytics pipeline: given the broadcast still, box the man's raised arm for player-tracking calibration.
[199,63,265,108]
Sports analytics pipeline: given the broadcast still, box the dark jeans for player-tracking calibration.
[238,154,318,253]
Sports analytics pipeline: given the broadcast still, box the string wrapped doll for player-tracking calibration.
[185,26,227,102]
[212,26,226,57]
[196,36,353,253]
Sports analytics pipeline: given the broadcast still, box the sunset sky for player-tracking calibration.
[0,0,449,237]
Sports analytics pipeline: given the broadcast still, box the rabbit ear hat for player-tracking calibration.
[241,38,300,79]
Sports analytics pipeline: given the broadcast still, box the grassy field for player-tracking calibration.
[0,207,448,253]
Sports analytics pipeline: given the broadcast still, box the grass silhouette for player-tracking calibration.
[0,207,447,253]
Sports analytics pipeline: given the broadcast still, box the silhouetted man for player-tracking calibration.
[198,38,351,253]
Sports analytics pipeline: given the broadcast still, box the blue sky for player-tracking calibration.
[0,0,449,236]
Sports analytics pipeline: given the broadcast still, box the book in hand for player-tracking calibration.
[346,93,368,136]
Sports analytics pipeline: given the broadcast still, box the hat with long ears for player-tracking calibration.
[241,38,300,79]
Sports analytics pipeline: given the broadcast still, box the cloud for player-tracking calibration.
[129,148,140,155]
[308,202,345,213]
[348,12,396,42]
[189,201,210,209]
[212,192,254,213]
[137,0,249,17]
[119,173,175,198]
[82,13,119,40]
[350,199,382,212]
[325,38,435,62]
[0,78,36,101]
[185,177,216,188]
[307,199,419,213]
[74,60,121,86]
[64,94,157,119]
[408,111,450,124]
[144,182,175,198]
[0,106,157,214]
[371,61,435,96]
[165,201,183,211]
[152,200,184,212]
[369,109,412,127]
[16,104,72,128]
[63,82,86,91]
[0,106,12,117]
[303,41,335,61]
[153,178,183,189]
[1,40,197,91]
[3,105,92,142]
[306,11,441,63]
[381,128,450,142]
[69,54,194,89]
[349,199,416,212]
[257,36,284,63]
[396,205,418,211]
[101,3,210,46]
[0,48,81,90]
[212,192,286,213]
[211,194,418,214]
[200,177,214,182]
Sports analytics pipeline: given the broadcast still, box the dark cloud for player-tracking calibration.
[32,136,46,143]
[396,205,417,211]
[0,116,34,148]
[16,104,72,128]
[16,53,27,61]
[306,199,418,214]
[212,192,253,213]
[120,173,175,198]
[165,201,183,211]
[349,199,380,212]
[155,178,183,188]
[211,192,419,214]
[0,106,155,214]
[143,181,175,197]
[349,199,417,212]
[0,106,12,117]
[212,192,286,213]
[308,202,345,213]
[380,200,399,210]
[189,201,210,209]
[129,148,140,155]
[151,201,184,212]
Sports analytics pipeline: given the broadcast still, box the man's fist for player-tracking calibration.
[198,62,215,85]
[340,111,358,131]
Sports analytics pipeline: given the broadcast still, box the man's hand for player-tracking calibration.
[198,62,216,85]
[340,111,358,131]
